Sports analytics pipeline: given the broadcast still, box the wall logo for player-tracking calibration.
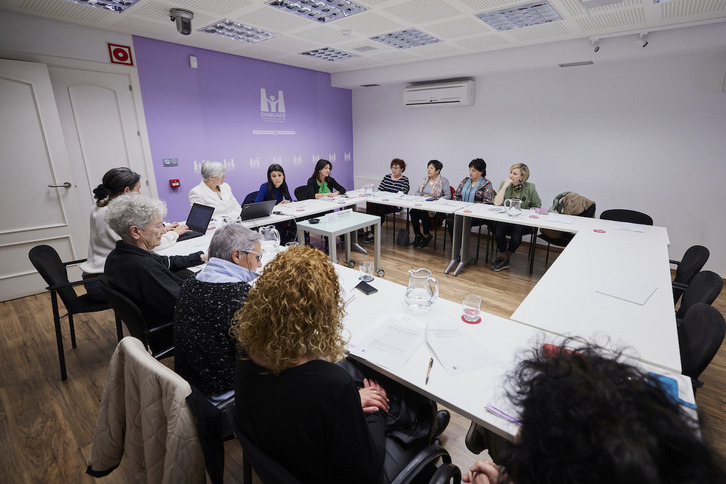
[312,154,320,163]
[249,157,261,168]
[328,153,336,162]
[293,155,303,166]
[260,88,286,122]
[193,158,235,172]
[272,155,282,164]
[344,153,351,162]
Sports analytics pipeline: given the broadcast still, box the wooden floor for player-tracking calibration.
[1,227,725,482]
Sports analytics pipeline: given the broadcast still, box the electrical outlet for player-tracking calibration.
[162,158,178,167]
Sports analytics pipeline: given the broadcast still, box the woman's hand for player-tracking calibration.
[463,460,500,484]
[201,253,208,262]
[359,378,389,414]
[172,223,190,235]
[278,200,291,205]
[331,191,340,197]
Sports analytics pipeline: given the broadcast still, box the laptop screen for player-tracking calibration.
[186,203,214,232]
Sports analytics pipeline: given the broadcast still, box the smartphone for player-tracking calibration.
[425,197,438,202]
[355,281,378,295]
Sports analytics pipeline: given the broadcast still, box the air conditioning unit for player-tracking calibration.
[403,80,475,107]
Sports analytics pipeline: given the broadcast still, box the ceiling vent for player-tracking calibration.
[403,80,475,108]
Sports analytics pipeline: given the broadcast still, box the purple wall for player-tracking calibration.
[133,36,354,221]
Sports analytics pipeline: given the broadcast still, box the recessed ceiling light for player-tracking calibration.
[371,29,440,49]
[267,0,368,23]
[59,0,142,13]
[476,1,563,32]
[199,20,280,43]
[300,47,360,61]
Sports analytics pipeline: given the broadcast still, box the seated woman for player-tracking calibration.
[410,159,451,248]
[463,343,725,484]
[254,163,296,244]
[104,195,205,348]
[231,246,416,483]
[363,158,410,243]
[188,160,241,218]
[491,163,541,272]
[174,224,261,400]
[305,158,346,199]
[447,158,496,238]
[80,167,189,301]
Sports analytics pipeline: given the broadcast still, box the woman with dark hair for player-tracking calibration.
[409,160,451,248]
[80,167,188,300]
[463,343,725,484]
[254,163,292,204]
[363,158,410,243]
[306,159,346,200]
[491,163,541,272]
[446,158,496,239]
[254,164,296,243]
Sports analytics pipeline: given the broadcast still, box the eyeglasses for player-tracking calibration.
[245,250,263,262]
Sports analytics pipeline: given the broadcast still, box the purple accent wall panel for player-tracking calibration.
[133,36,353,221]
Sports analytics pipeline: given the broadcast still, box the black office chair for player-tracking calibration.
[671,245,710,306]
[600,209,653,225]
[28,245,120,380]
[537,203,597,267]
[242,191,258,205]
[677,303,726,393]
[675,270,723,321]
[232,416,460,484]
[98,276,174,360]
[294,185,308,201]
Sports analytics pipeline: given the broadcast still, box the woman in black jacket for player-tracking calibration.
[305,158,346,200]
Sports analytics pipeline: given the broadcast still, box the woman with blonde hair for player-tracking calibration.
[232,246,413,483]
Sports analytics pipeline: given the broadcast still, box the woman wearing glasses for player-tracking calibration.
[174,224,262,401]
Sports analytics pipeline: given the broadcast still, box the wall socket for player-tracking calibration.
[162,158,178,167]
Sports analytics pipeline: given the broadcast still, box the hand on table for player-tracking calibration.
[463,460,500,484]
[171,223,190,235]
[278,200,291,205]
[359,378,389,414]
[201,253,208,262]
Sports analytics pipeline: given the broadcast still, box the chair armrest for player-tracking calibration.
[46,279,91,291]
[147,321,174,334]
[672,281,689,292]
[390,445,452,484]
[429,463,462,484]
[669,259,681,266]
[63,258,88,267]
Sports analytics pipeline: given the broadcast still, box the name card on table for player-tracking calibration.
[325,209,353,223]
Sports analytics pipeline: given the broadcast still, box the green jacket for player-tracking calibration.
[498,181,542,209]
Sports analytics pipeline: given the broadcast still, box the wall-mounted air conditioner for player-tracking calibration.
[403,80,475,107]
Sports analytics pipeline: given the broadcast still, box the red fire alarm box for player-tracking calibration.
[169,179,180,188]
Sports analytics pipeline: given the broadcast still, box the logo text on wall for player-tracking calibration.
[261,88,286,123]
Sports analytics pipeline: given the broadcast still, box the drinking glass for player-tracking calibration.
[359,261,374,282]
[462,295,482,323]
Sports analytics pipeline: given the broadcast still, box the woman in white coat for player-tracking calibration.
[188,161,241,218]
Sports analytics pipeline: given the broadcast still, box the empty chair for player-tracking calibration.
[28,245,119,380]
[671,245,710,305]
[99,276,174,359]
[538,192,596,267]
[242,191,258,205]
[677,303,726,392]
[600,209,653,225]
[675,270,723,320]
[294,185,308,201]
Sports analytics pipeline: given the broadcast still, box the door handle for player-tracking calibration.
[48,182,72,189]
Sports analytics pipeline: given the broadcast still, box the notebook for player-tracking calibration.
[176,203,215,242]
[239,199,276,221]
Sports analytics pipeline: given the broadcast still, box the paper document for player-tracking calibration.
[613,221,645,233]
[350,313,425,371]
[595,280,657,305]
[546,213,576,224]
[425,320,494,375]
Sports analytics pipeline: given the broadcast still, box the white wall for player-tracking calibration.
[352,52,726,275]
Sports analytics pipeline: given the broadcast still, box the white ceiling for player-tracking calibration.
[2,0,725,78]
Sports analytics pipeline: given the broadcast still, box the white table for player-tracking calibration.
[297,211,383,274]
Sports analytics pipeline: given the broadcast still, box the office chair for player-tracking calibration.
[231,415,460,484]
[432,186,456,252]
[600,209,653,225]
[671,245,710,306]
[98,276,175,360]
[242,191,258,205]
[677,303,726,393]
[28,245,120,380]
[675,270,723,320]
[294,185,308,201]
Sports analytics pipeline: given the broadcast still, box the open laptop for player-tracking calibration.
[176,203,215,242]
[239,199,276,221]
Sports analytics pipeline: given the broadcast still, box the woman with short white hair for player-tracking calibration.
[174,223,262,400]
[104,195,205,349]
[188,160,242,218]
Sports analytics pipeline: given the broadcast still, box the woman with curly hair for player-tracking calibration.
[231,246,400,483]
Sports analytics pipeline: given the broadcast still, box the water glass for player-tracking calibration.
[359,261,374,282]
[462,295,482,323]
[285,241,300,249]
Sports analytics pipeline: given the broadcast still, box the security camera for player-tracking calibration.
[170,8,194,35]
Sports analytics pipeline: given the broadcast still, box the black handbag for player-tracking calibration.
[396,228,410,246]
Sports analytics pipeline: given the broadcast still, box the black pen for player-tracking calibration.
[425,358,433,385]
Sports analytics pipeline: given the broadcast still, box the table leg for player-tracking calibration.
[445,214,463,274]
[297,226,304,246]
[345,232,352,264]
[374,219,381,273]
[329,235,337,264]
[453,216,477,276]
[352,228,367,254]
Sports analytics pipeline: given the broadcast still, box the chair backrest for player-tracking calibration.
[242,191,258,205]
[98,276,152,348]
[676,270,723,319]
[580,203,596,218]
[231,416,302,484]
[294,185,308,201]
[600,209,653,225]
[28,245,78,309]
[673,245,710,289]
[678,303,726,381]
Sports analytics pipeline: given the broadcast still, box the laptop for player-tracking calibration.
[176,203,215,242]
[239,199,276,221]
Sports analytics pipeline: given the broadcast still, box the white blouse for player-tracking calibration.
[188,181,241,218]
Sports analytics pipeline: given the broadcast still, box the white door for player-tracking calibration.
[48,67,153,250]
[0,59,87,301]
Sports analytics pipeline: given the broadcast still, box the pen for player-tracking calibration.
[425,358,433,385]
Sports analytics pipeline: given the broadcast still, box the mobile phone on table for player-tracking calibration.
[355,281,378,295]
